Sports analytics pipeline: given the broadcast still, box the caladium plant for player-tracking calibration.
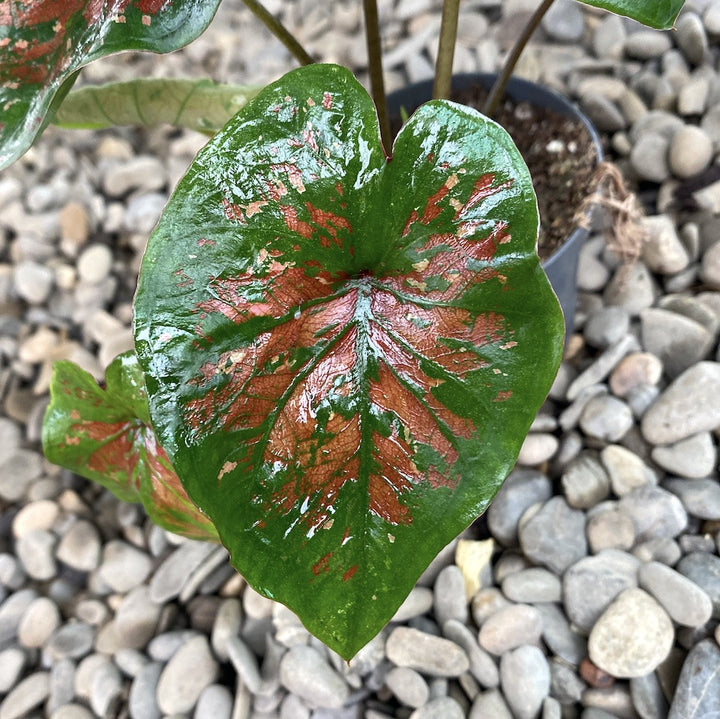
[132,63,564,656]
[2,0,686,658]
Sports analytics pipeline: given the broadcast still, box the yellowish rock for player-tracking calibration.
[455,538,494,600]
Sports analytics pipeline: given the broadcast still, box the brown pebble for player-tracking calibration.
[580,657,615,688]
[609,352,662,397]
[565,334,585,361]
[59,202,90,251]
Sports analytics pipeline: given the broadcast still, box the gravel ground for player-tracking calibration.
[1,1,720,718]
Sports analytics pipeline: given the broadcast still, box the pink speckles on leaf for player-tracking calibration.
[136,0,168,14]
[493,390,513,402]
[222,198,245,222]
[272,162,306,193]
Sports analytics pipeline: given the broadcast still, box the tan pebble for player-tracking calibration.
[59,202,89,249]
[12,500,59,538]
[609,352,662,396]
[18,327,59,364]
[455,539,494,600]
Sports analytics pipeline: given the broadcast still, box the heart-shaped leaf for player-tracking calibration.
[134,63,563,658]
[577,0,684,29]
[43,351,219,542]
[52,78,261,134]
[0,0,221,170]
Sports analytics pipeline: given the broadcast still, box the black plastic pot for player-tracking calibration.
[386,73,603,337]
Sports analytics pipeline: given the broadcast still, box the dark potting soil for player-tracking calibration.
[392,83,600,260]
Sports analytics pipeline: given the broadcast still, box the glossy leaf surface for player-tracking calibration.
[0,0,221,169]
[43,352,219,542]
[577,0,684,29]
[134,64,563,658]
[52,78,261,134]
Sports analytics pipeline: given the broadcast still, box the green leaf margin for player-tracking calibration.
[577,0,685,29]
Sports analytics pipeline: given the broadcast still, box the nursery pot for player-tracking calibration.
[386,73,603,337]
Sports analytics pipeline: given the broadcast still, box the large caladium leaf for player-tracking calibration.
[0,0,221,169]
[134,63,563,658]
[43,352,219,542]
[577,0,684,29]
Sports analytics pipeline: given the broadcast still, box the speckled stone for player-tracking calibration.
[385,667,429,708]
[669,125,714,179]
[279,644,349,708]
[0,647,28,694]
[609,352,663,397]
[677,552,720,619]
[665,478,720,520]
[639,561,712,627]
[563,550,640,633]
[156,635,219,715]
[651,432,717,479]
[98,540,153,594]
[580,394,634,442]
[561,452,610,509]
[500,646,550,719]
[386,626,469,677]
[586,506,636,553]
[434,565,468,627]
[478,604,543,656]
[469,689,514,719]
[535,602,587,666]
[668,640,720,718]
[410,697,465,719]
[501,567,562,604]
[487,470,552,547]
[641,215,690,274]
[600,445,657,497]
[618,486,688,541]
[443,619,499,689]
[640,308,714,378]
[641,362,720,444]
[0,672,50,719]
[630,672,669,719]
[589,589,674,678]
[518,497,587,574]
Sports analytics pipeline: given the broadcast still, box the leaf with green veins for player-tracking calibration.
[43,351,219,542]
[0,0,222,170]
[577,0,685,29]
[52,78,262,134]
[134,63,564,658]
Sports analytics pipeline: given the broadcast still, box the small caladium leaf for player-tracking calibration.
[577,0,685,29]
[43,352,219,542]
[52,78,262,134]
[134,63,564,658]
[0,0,221,170]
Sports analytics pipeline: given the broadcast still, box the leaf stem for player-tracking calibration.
[363,0,391,151]
[432,0,461,100]
[482,0,556,117]
[242,0,314,67]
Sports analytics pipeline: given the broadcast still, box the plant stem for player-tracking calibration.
[433,0,461,100]
[242,0,314,67]
[483,0,556,117]
[363,0,391,150]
